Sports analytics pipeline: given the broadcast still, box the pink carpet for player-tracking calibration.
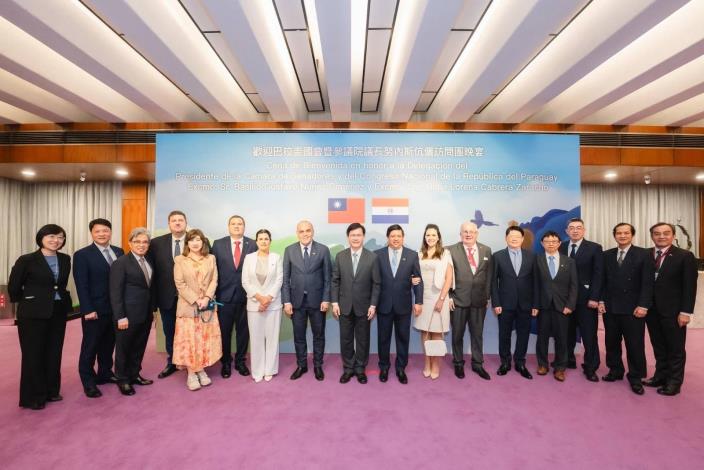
[1,320,703,469]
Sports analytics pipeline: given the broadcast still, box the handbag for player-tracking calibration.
[195,299,223,323]
[423,308,447,357]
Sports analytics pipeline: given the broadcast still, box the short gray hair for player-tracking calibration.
[128,227,151,242]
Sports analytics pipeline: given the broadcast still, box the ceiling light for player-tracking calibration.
[696,173,704,181]
[115,169,129,177]
[21,169,36,177]
[604,171,617,180]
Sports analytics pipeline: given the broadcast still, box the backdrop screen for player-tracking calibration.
[156,132,580,353]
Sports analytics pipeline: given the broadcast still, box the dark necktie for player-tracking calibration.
[174,239,181,258]
[617,250,625,266]
[570,244,577,258]
[303,246,310,268]
[138,257,151,286]
[103,248,113,266]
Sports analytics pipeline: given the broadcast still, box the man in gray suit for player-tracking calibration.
[282,220,332,381]
[448,221,493,380]
[332,223,381,384]
[536,230,578,382]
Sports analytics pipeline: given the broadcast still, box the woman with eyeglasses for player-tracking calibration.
[8,224,73,410]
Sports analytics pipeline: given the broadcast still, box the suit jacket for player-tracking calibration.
[8,250,73,320]
[448,242,492,308]
[146,233,179,311]
[331,248,381,316]
[536,253,578,312]
[651,245,698,317]
[241,252,284,312]
[601,246,654,315]
[212,235,257,304]
[559,239,603,306]
[281,240,332,309]
[110,253,154,324]
[73,243,124,318]
[374,246,423,315]
[173,254,218,318]
[491,248,538,311]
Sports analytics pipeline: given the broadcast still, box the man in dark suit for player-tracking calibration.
[536,230,578,382]
[332,223,381,384]
[644,222,698,396]
[110,227,155,396]
[491,225,538,380]
[375,224,423,384]
[559,217,603,382]
[146,210,187,379]
[282,220,332,381]
[598,223,654,395]
[212,215,257,378]
[448,222,492,380]
[73,218,124,398]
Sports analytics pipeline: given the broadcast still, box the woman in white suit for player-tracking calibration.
[241,229,284,382]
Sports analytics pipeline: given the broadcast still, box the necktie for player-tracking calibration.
[174,239,181,258]
[654,249,664,270]
[570,244,577,258]
[303,246,310,268]
[103,248,113,266]
[468,248,477,273]
[391,250,399,277]
[234,241,241,269]
[138,257,151,286]
[548,256,556,279]
[511,250,519,275]
[617,250,625,266]
[352,252,359,276]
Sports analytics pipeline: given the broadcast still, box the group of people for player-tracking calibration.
[7,211,697,410]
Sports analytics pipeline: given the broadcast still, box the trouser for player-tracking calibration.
[160,304,176,365]
[377,309,411,371]
[604,312,646,385]
[78,314,115,388]
[536,308,569,370]
[451,306,486,368]
[115,317,152,384]
[247,307,282,380]
[566,302,600,372]
[17,301,67,407]
[497,308,531,367]
[292,306,326,367]
[339,309,371,374]
[219,301,249,366]
[646,309,686,386]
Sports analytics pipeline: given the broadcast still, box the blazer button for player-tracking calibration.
[54,285,58,290]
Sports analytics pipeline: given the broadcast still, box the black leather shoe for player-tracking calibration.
[25,402,45,410]
[643,377,666,388]
[396,369,408,384]
[584,371,599,382]
[339,371,354,384]
[314,367,324,381]
[497,364,510,376]
[290,366,308,380]
[236,364,251,377]
[567,360,577,370]
[356,373,368,384]
[379,369,389,382]
[97,374,119,385]
[158,364,177,379]
[630,383,645,395]
[516,366,533,380]
[472,367,491,380]
[454,365,465,379]
[601,373,624,382]
[221,363,232,378]
[118,383,135,396]
[657,384,681,396]
[131,375,153,386]
[84,386,102,398]
[47,394,63,402]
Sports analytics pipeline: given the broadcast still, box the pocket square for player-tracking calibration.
[483,257,488,261]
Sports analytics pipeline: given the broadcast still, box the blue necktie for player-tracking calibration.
[103,248,113,266]
[548,256,556,279]
[391,250,399,277]
[303,246,310,268]
[511,250,519,275]
[570,244,577,258]
[352,253,359,276]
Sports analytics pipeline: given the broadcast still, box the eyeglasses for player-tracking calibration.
[45,235,65,241]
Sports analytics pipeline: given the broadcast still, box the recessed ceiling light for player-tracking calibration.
[604,171,617,179]
[21,169,36,177]
[115,169,129,177]
[696,173,704,181]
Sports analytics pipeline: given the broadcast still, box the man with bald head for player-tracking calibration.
[448,222,493,380]
[282,220,332,381]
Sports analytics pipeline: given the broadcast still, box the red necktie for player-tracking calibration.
[234,241,241,269]
[467,247,477,269]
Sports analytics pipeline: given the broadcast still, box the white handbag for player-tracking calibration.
[423,310,447,357]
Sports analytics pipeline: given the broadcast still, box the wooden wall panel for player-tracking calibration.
[121,183,148,249]
[674,148,704,166]
[117,144,154,162]
[580,147,620,165]
[64,145,117,163]
[7,145,64,162]
[620,148,674,166]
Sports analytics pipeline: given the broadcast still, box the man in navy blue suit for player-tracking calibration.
[375,224,423,384]
[212,215,257,378]
[559,217,603,382]
[491,226,538,380]
[282,220,332,381]
[73,218,124,398]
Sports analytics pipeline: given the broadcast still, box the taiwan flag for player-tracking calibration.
[372,198,409,224]
[328,198,365,223]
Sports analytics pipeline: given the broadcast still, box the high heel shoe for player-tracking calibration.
[422,368,431,378]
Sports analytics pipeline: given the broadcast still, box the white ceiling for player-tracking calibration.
[1,0,703,126]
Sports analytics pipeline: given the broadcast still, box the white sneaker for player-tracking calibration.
[196,371,212,387]
[187,373,201,391]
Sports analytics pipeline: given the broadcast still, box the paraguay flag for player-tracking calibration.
[328,198,365,223]
[372,198,409,224]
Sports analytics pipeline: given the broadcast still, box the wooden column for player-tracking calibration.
[121,183,148,249]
